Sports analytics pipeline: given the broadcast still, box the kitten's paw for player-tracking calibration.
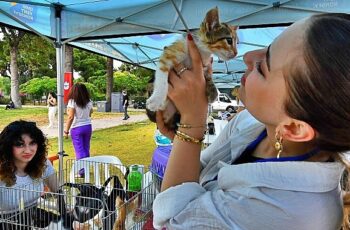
[146,97,164,111]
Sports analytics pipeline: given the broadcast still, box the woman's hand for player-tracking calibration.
[168,34,209,126]
[156,111,175,140]
[64,131,69,139]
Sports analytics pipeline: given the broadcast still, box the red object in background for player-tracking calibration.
[64,72,73,105]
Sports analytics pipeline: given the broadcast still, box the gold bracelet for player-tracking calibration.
[176,123,206,129]
[175,130,204,145]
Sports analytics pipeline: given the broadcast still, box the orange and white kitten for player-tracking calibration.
[146,7,238,129]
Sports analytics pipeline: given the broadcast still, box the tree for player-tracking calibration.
[65,45,74,73]
[106,57,113,111]
[113,71,149,96]
[18,34,56,80]
[87,75,106,94]
[0,76,11,95]
[119,63,154,78]
[74,49,107,81]
[118,63,154,97]
[20,77,56,101]
[0,31,56,92]
[72,80,104,101]
[0,41,10,77]
[0,26,25,108]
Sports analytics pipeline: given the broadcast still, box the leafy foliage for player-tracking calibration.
[0,28,154,104]
[20,76,56,100]
[72,80,105,101]
[83,82,105,101]
[18,34,56,80]
[74,49,107,81]
[119,63,154,77]
[0,40,10,77]
[113,71,151,96]
[88,75,107,93]
[0,32,56,81]
[0,76,11,95]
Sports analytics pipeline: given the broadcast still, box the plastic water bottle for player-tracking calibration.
[127,165,142,192]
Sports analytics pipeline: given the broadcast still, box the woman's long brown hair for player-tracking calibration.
[283,14,350,229]
[68,83,91,108]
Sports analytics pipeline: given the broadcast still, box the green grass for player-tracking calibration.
[0,105,157,169]
[0,106,49,129]
[48,121,157,170]
[0,105,143,129]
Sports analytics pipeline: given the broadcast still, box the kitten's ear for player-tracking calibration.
[204,7,220,32]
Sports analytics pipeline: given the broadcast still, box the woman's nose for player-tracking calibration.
[23,145,34,152]
[243,48,266,69]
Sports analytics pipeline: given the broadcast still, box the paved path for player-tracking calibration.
[40,114,149,138]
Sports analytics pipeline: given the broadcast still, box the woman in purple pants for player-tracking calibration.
[64,83,93,176]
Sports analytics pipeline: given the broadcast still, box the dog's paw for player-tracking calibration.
[146,97,163,111]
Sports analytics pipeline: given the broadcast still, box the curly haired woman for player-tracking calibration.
[0,120,57,228]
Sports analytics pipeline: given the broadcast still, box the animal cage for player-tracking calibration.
[0,159,158,230]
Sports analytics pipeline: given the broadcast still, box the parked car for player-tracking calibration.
[133,101,146,109]
[132,96,147,109]
[210,93,238,112]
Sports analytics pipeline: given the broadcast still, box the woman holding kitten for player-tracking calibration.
[153,14,350,229]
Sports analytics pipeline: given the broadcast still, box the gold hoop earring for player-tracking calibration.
[274,133,283,158]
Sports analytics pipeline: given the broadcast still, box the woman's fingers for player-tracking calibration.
[187,33,203,77]
[168,69,178,95]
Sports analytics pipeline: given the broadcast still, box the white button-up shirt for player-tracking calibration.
[153,110,345,230]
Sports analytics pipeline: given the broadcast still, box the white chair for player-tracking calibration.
[69,155,126,189]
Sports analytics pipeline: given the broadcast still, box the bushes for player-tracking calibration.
[0,96,10,105]
[132,96,147,104]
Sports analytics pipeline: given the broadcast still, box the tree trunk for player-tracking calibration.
[64,45,74,73]
[106,57,113,112]
[10,45,21,108]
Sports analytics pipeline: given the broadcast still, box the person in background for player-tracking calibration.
[122,90,130,120]
[64,83,93,176]
[0,120,57,228]
[47,92,57,128]
[5,100,15,110]
[153,14,350,229]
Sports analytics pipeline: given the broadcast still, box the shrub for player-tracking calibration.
[0,97,10,105]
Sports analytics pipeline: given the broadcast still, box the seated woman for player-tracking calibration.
[0,120,57,228]
[5,100,15,110]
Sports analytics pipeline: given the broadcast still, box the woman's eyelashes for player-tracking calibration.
[13,141,37,147]
[14,142,24,147]
[255,61,264,76]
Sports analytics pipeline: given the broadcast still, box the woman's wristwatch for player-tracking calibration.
[64,130,69,134]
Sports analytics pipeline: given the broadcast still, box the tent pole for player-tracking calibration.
[170,0,190,33]
[54,4,65,186]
